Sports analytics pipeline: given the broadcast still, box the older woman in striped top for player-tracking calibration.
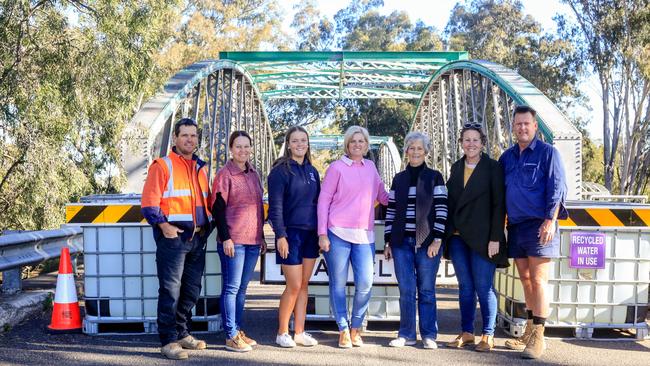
[384,131,448,349]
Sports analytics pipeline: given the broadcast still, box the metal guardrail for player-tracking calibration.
[0,227,83,293]
[589,194,648,203]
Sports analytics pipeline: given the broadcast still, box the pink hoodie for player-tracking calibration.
[317,156,389,236]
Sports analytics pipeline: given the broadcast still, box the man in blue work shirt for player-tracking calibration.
[499,105,567,360]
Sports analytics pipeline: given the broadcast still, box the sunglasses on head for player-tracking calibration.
[463,122,482,129]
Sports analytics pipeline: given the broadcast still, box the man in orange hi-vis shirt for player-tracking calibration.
[141,118,213,360]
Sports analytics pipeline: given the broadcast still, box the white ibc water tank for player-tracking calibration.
[496,225,650,330]
[66,195,222,334]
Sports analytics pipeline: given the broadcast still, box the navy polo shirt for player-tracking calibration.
[498,136,567,225]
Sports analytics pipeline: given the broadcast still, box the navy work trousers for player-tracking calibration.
[155,233,206,346]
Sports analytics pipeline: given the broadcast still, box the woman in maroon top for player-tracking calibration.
[211,130,265,352]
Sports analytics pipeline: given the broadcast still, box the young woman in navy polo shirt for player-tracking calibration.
[267,126,321,348]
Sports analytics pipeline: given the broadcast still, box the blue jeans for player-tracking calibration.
[322,231,375,331]
[447,235,497,335]
[155,233,207,346]
[218,243,260,339]
[391,237,442,340]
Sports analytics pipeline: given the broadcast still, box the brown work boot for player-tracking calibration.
[161,342,189,360]
[226,334,252,352]
[338,329,352,348]
[474,334,494,352]
[350,328,364,347]
[238,330,258,346]
[178,335,207,350]
[446,332,475,348]
[505,319,532,350]
[521,324,545,359]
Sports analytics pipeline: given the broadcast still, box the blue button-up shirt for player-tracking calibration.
[498,136,567,225]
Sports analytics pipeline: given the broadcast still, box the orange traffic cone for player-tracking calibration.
[48,247,82,333]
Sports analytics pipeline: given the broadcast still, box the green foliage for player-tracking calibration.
[0,0,287,230]
[336,99,414,148]
[445,0,583,107]
[562,0,650,194]
[270,0,444,151]
[0,1,89,229]
[160,0,287,72]
[0,0,172,229]
[0,0,621,231]
[573,119,604,185]
[291,0,334,51]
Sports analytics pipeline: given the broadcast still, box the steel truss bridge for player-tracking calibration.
[124,51,581,199]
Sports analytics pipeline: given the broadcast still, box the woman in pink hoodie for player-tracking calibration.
[317,125,389,348]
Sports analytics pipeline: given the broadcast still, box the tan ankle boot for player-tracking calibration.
[505,319,532,350]
[474,334,494,352]
[521,324,545,359]
[446,332,475,348]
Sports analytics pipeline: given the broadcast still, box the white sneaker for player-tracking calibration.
[276,333,296,348]
[389,337,417,347]
[294,332,318,346]
[423,338,438,349]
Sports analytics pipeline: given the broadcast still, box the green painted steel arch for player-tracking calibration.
[124,59,276,193]
[411,60,581,143]
[129,59,272,147]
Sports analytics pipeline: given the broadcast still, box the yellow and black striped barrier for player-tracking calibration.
[66,202,650,227]
[560,207,650,227]
[66,204,146,224]
[66,202,271,224]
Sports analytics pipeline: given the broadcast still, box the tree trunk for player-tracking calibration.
[602,77,614,191]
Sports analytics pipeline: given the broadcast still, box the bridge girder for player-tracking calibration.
[410,60,581,199]
[124,53,581,200]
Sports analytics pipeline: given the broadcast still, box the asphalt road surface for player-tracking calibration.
[1,270,648,366]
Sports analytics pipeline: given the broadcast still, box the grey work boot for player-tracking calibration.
[178,335,207,350]
[161,342,189,360]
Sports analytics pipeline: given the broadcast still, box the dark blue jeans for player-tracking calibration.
[447,235,497,335]
[155,233,207,346]
[218,243,260,339]
[391,237,442,340]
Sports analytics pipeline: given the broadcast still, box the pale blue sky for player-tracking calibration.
[279,0,603,141]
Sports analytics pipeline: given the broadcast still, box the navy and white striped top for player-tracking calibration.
[384,164,448,244]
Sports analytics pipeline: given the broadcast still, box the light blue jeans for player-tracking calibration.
[217,243,260,339]
[447,235,497,335]
[322,231,375,331]
[391,237,442,340]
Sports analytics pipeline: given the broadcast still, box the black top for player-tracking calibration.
[407,163,424,186]
[212,193,229,242]
[384,164,448,247]
[445,153,508,266]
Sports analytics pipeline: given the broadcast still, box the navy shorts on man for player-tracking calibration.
[507,219,560,258]
[276,228,319,265]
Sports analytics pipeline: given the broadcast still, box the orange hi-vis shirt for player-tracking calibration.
[141,149,213,239]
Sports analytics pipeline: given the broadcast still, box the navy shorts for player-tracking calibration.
[507,219,560,258]
[275,228,319,265]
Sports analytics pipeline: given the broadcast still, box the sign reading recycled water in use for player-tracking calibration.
[569,232,606,269]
